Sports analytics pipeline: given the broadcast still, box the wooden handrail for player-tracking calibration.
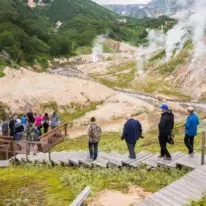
[39,123,68,140]
[0,136,13,139]
[70,186,91,206]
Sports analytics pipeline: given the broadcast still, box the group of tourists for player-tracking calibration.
[87,104,199,161]
[1,111,60,141]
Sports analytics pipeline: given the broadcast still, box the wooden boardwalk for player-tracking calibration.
[13,151,203,170]
[8,151,206,205]
[137,165,206,206]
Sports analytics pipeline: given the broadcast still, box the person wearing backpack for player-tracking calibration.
[184,107,199,156]
[158,104,174,160]
[24,122,39,155]
[88,117,101,160]
[122,117,143,159]
[43,113,50,133]
[1,118,9,136]
[14,119,24,141]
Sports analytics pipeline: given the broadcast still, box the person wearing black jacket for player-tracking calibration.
[158,104,174,160]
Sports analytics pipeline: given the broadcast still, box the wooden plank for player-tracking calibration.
[157,152,185,168]
[176,153,202,169]
[141,153,159,168]
[0,160,9,167]
[129,153,154,168]
[92,158,108,168]
[160,188,188,205]
[137,165,206,206]
[70,186,91,206]
[138,198,161,206]
[69,152,88,165]
[50,152,75,165]
[52,151,77,165]
[79,157,93,167]
[168,181,203,200]
[122,152,148,164]
[152,192,180,206]
[100,152,122,167]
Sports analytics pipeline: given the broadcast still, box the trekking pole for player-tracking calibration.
[201,131,205,165]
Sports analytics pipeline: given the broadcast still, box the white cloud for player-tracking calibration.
[93,0,151,5]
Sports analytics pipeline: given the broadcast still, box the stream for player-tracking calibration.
[119,89,206,112]
[51,67,206,112]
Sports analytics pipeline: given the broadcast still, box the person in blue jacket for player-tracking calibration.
[122,117,142,159]
[185,107,199,156]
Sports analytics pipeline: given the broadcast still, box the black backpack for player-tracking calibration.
[167,110,175,145]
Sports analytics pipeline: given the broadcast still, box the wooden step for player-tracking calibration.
[69,152,88,166]
[92,158,108,168]
[128,153,154,168]
[100,152,123,167]
[141,153,159,168]
[157,152,185,168]
[176,153,203,169]
[122,152,152,167]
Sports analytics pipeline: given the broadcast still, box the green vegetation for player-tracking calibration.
[40,101,103,125]
[191,196,206,206]
[0,60,6,77]
[149,50,166,62]
[59,101,103,123]
[155,45,191,74]
[54,114,206,154]
[91,60,191,100]
[0,164,189,205]
[91,61,137,89]
[0,0,175,69]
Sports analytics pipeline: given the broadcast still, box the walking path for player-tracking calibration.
[13,151,203,169]
[9,151,206,205]
[137,165,206,206]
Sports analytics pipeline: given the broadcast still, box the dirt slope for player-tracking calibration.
[0,67,115,112]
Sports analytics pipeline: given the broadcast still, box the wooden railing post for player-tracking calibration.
[65,123,68,136]
[201,131,205,165]
[48,150,52,166]
[26,140,29,162]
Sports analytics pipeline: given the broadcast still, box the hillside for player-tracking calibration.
[0,0,175,70]
[104,0,192,18]
[0,0,52,67]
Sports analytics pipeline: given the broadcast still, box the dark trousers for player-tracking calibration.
[37,126,42,136]
[184,135,194,154]
[89,142,98,160]
[127,141,137,159]
[159,133,171,158]
[43,124,49,133]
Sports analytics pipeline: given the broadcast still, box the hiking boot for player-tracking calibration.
[164,157,172,161]
[158,155,164,158]
[128,155,136,159]
[189,152,195,157]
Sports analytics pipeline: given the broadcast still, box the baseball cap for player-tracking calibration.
[160,104,169,110]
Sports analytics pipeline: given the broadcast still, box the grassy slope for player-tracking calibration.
[0,165,189,205]
[54,118,205,155]
[90,59,192,101]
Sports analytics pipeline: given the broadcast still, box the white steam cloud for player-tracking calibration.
[141,0,206,67]
[92,35,106,63]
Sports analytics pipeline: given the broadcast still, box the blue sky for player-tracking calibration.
[93,0,151,5]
